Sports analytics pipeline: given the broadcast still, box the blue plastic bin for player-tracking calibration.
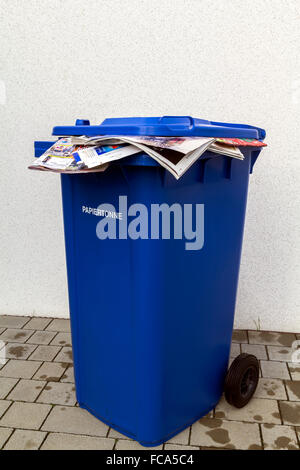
[35,116,265,446]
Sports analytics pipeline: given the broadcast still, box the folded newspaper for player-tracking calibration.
[29,135,266,180]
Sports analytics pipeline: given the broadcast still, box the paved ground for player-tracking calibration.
[0,315,299,450]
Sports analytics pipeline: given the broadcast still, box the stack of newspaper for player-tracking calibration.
[29,135,266,180]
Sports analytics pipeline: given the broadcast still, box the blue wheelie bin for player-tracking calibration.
[34,116,266,446]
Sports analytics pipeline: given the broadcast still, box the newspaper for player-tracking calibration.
[208,141,244,159]
[29,139,140,174]
[30,138,83,171]
[73,135,245,178]
[29,134,264,179]
[217,138,266,147]
[74,144,141,169]
[74,135,217,179]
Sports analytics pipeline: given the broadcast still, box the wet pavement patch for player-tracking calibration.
[206,428,230,445]
[286,381,300,400]
[279,402,300,424]
[274,436,297,450]
[248,444,262,450]
[253,415,263,421]
[200,418,223,429]
[8,345,26,358]
[232,330,248,343]
[25,439,36,449]
[66,350,73,361]
[14,332,27,340]
[276,334,296,347]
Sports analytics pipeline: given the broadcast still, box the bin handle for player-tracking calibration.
[158,115,195,130]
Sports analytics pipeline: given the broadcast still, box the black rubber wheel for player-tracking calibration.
[224,353,259,408]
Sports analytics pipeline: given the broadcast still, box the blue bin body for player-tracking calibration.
[35,116,265,446]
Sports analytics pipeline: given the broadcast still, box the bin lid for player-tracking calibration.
[52,116,266,140]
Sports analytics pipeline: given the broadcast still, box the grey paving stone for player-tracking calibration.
[60,365,75,383]
[0,316,30,329]
[109,413,207,441]
[3,429,47,450]
[241,344,267,360]
[230,343,240,358]
[7,379,46,402]
[267,345,293,362]
[0,329,34,343]
[26,330,57,345]
[288,363,300,380]
[260,360,290,379]
[28,345,61,362]
[50,332,72,347]
[166,427,190,445]
[24,318,52,330]
[115,439,162,450]
[232,330,248,344]
[0,377,18,399]
[254,378,287,400]
[0,360,42,379]
[32,361,67,382]
[0,427,13,449]
[108,428,131,439]
[2,316,297,452]
[41,432,115,450]
[41,405,108,436]
[0,401,51,430]
[215,396,281,424]
[0,358,9,370]
[53,347,73,364]
[46,319,70,333]
[279,401,300,425]
[0,400,12,418]
[261,423,299,450]
[4,343,37,360]
[285,380,300,401]
[248,331,296,347]
[190,418,262,450]
[164,444,199,450]
[37,381,76,406]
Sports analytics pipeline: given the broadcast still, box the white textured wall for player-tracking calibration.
[0,0,299,331]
